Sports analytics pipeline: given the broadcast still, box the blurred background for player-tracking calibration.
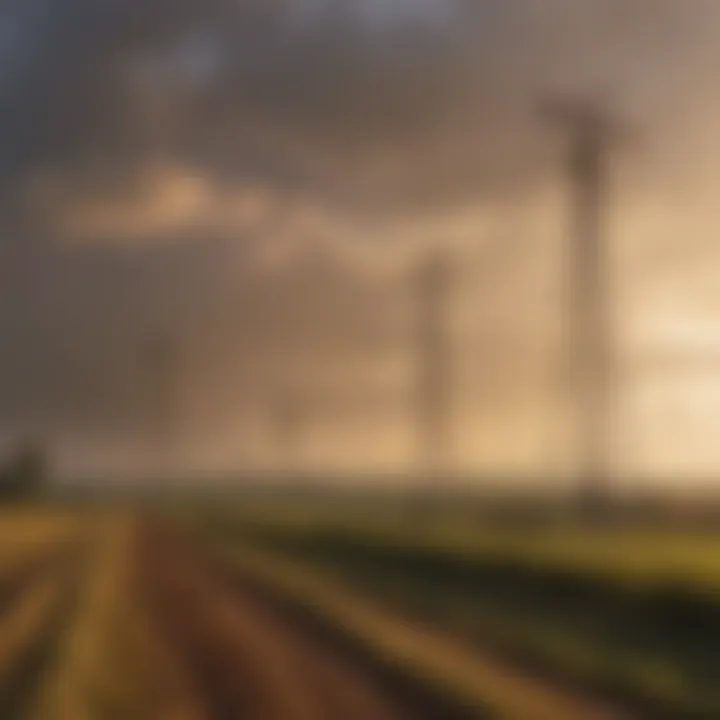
[4,1,720,504]
[4,3,720,717]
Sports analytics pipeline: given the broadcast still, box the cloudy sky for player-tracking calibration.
[2,0,720,483]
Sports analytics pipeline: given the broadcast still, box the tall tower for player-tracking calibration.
[142,330,181,482]
[414,251,454,482]
[273,388,304,478]
[542,97,622,511]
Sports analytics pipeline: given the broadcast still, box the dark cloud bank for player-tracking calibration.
[0,0,715,471]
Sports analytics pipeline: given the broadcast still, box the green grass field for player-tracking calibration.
[193,500,720,716]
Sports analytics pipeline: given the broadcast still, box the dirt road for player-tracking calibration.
[135,526,474,720]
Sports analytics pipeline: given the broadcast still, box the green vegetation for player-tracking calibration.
[198,505,720,716]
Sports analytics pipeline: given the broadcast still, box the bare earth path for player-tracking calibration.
[134,525,471,720]
[132,521,670,720]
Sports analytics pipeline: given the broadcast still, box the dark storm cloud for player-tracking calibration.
[2,0,719,470]
[0,0,546,221]
[3,0,715,220]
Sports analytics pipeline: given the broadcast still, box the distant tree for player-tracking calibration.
[0,442,49,500]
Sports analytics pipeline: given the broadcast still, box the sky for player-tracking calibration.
[2,0,720,483]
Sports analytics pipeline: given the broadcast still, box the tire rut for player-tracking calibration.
[135,526,457,720]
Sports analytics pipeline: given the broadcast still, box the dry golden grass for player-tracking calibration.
[31,511,207,720]
[0,508,84,607]
[0,571,66,691]
[29,511,137,720]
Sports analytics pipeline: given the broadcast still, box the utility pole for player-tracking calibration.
[273,387,304,479]
[542,97,622,513]
[142,330,181,484]
[414,251,454,484]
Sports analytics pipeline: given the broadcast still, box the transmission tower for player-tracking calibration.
[413,251,454,482]
[273,388,304,478]
[542,96,624,511]
[142,330,181,483]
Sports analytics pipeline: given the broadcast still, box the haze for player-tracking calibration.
[2,0,720,485]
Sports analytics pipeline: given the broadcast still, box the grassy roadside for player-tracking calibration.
[0,568,72,718]
[28,512,161,720]
[198,528,641,720]
[0,510,84,576]
[196,512,720,716]
[205,504,720,592]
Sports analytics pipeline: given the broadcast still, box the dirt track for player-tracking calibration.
[135,526,471,720]
[0,546,75,618]
[0,543,85,719]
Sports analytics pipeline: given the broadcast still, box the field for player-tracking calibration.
[1,499,720,718]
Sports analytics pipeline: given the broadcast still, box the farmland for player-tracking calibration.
[0,500,720,718]
[0,505,480,720]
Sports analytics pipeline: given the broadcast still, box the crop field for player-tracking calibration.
[1,500,720,719]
